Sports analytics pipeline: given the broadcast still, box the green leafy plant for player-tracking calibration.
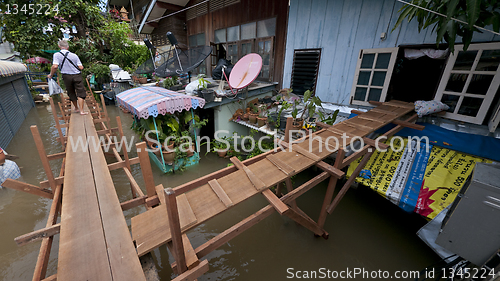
[249,103,259,114]
[259,105,268,118]
[301,90,325,121]
[163,76,178,89]
[276,100,292,128]
[173,147,188,173]
[202,136,230,155]
[320,109,340,126]
[197,75,211,90]
[291,99,301,120]
[392,0,500,53]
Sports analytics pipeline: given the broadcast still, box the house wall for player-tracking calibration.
[150,11,187,47]
[186,0,289,85]
[0,74,34,149]
[282,0,500,105]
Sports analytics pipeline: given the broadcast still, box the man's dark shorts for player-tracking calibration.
[62,74,86,102]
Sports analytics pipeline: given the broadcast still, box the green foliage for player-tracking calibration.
[197,75,211,90]
[162,76,178,89]
[392,0,500,52]
[83,63,110,83]
[291,99,301,119]
[301,90,325,120]
[1,0,148,79]
[249,103,259,114]
[320,109,339,125]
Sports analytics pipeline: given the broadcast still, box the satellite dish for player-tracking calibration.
[154,45,212,77]
[228,53,262,89]
[217,53,262,96]
[135,32,212,80]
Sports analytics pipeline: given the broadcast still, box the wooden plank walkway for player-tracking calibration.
[57,108,146,281]
[131,101,415,257]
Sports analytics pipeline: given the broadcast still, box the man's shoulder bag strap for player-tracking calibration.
[58,51,80,73]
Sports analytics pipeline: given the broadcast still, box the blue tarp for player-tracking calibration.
[349,113,500,162]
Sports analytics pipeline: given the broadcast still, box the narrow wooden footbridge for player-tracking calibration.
[2,93,422,280]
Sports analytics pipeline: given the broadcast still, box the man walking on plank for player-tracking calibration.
[48,40,88,115]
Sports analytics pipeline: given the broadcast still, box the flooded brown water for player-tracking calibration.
[0,103,440,280]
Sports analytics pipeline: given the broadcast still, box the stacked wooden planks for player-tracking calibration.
[57,109,146,281]
[131,101,415,257]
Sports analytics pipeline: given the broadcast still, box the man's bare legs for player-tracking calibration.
[71,100,79,113]
[78,97,88,115]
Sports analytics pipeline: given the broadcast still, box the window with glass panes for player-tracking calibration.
[435,42,500,125]
[188,33,207,75]
[213,18,276,81]
[350,47,398,106]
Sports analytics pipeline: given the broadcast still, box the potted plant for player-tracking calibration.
[203,137,230,158]
[301,90,325,124]
[162,147,176,164]
[163,76,182,91]
[163,76,175,89]
[276,99,292,130]
[178,131,196,157]
[197,75,214,102]
[291,99,303,130]
[173,147,188,172]
[138,74,147,84]
[249,103,259,124]
[257,105,268,127]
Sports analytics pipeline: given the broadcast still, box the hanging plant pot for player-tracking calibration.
[217,150,228,158]
[202,89,215,103]
[162,150,176,164]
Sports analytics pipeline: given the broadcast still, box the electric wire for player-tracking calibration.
[396,0,500,36]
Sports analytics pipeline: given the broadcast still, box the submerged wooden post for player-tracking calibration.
[49,97,65,148]
[136,142,156,198]
[327,150,375,214]
[57,102,69,125]
[33,158,65,281]
[317,148,345,229]
[30,126,57,190]
[164,188,188,274]
[116,116,131,171]
[100,94,111,130]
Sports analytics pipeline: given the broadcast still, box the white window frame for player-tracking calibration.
[435,42,500,124]
[350,47,398,106]
[489,102,500,132]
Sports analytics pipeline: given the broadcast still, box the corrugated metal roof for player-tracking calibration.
[0,60,27,77]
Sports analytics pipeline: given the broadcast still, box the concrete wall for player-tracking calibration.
[282,0,500,105]
[214,92,271,138]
